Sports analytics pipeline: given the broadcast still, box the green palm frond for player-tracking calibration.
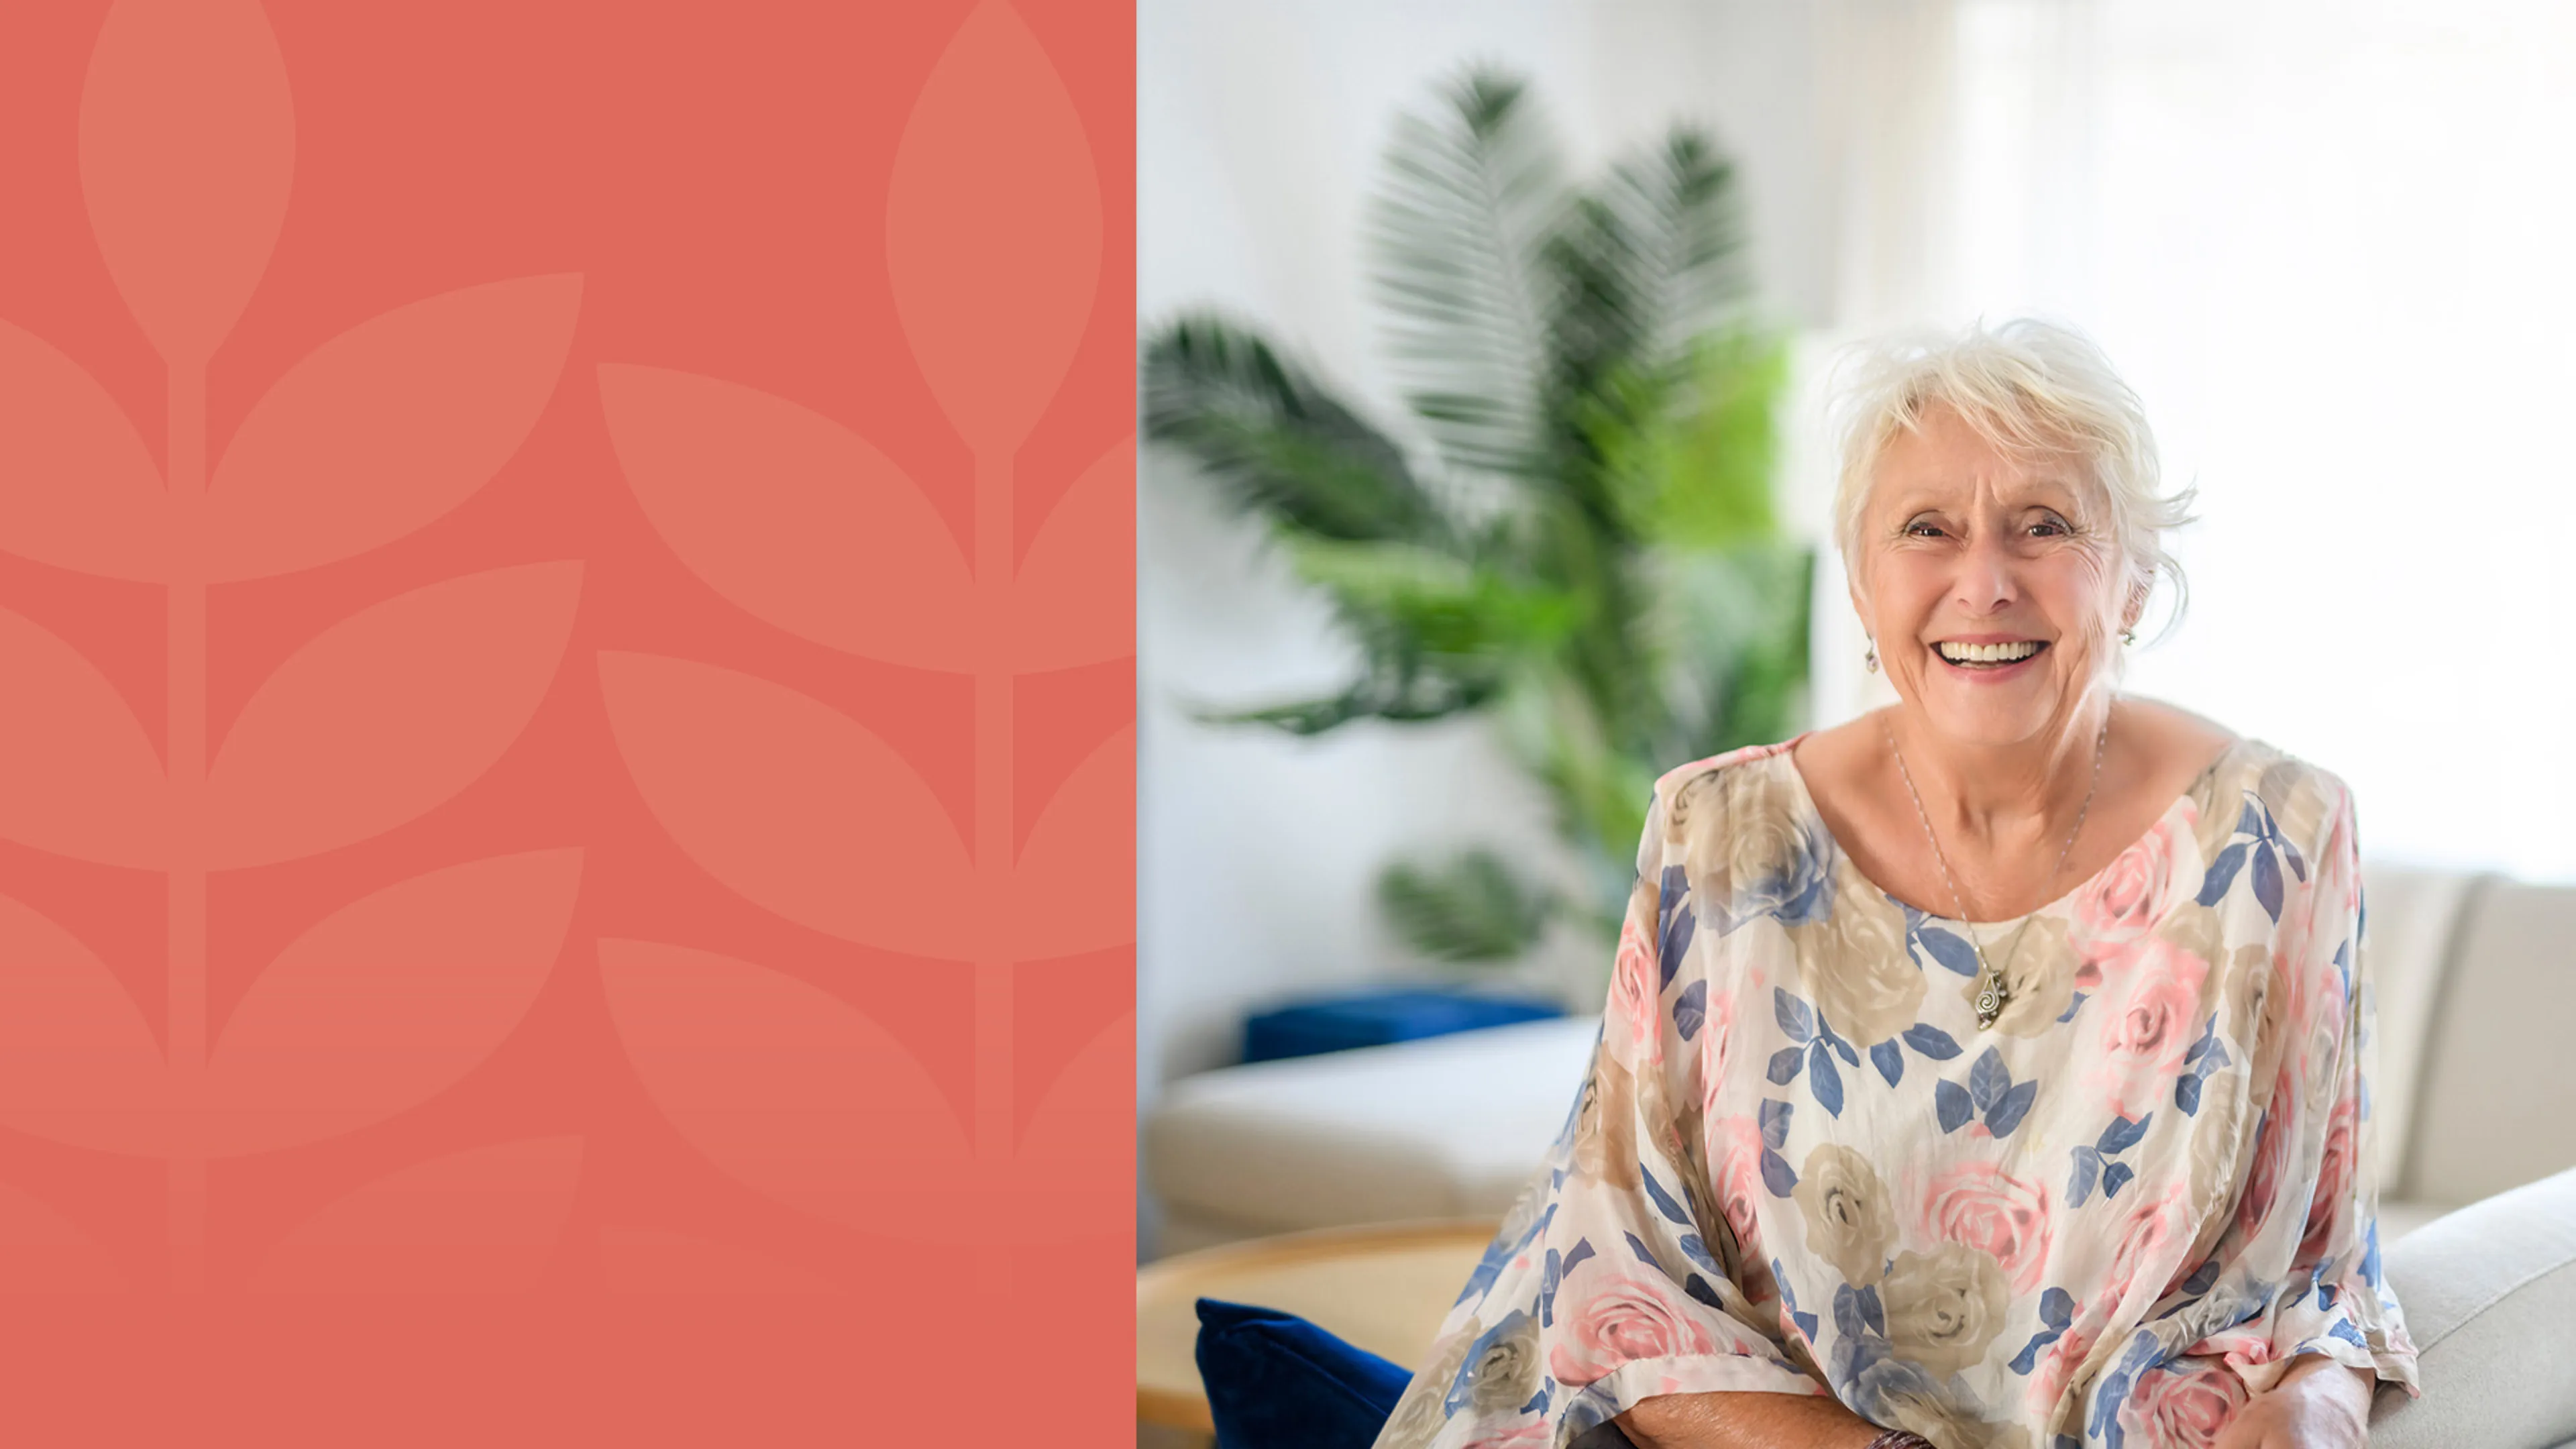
[1550,127,1752,390]
[1142,313,1456,546]
[1378,849,1556,963]
[1365,67,1567,482]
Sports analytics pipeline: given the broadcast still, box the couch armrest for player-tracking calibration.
[2369,1166,2576,1448]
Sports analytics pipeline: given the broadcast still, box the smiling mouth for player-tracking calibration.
[1935,640,2047,667]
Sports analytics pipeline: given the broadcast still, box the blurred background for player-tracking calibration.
[1136,0,2576,1270]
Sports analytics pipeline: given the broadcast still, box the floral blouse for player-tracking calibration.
[1371,733,2422,1449]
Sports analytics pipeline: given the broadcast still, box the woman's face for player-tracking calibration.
[1853,405,2133,751]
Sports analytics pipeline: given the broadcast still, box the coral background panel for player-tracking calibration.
[0,0,1133,1442]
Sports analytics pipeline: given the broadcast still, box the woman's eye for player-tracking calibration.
[1905,521,1945,538]
[2029,517,2068,537]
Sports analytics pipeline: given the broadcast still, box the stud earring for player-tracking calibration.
[2121,627,2137,646]
[1864,642,1879,674]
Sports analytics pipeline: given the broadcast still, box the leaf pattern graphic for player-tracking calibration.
[207,276,584,581]
[0,1177,126,1292]
[0,319,172,581]
[1012,724,1133,960]
[596,1226,842,1295]
[203,850,581,1156]
[886,0,1102,451]
[597,651,971,958]
[1010,1008,1132,1242]
[595,364,972,669]
[78,0,292,366]
[249,1138,583,1293]
[1012,435,1134,670]
[596,939,975,1239]
[0,604,167,869]
[0,894,170,1156]
[205,562,582,868]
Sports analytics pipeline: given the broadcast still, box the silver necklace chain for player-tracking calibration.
[1884,708,2110,1030]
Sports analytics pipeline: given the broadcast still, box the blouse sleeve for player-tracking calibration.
[2176,780,2424,1403]
[1372,775,1831,1449]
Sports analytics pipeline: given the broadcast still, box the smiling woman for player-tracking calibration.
[1370,321,2420,1449]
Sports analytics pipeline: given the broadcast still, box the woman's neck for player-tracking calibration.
[1884,693,2116,852]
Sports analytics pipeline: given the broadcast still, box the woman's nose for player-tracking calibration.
[1954,532,2019,609]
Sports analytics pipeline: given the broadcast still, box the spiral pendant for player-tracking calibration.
[1974,975,2006,1028]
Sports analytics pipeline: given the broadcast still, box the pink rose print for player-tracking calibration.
[1548,1273,1721,1388]
[2108,1183,2194,1307]
[1708,1115,1778,1303]
[2023,1318,2101,1419]
[2235,1063,2297,1242]
[2071,818,2176,952]
[2121,1357,2247,1448]
[2188,1324,2277,1382]
[1918,1161,2053,1295]
[2296,1083,2358,1267]
[1612,916,1664,1067]
[2090,938,2208,1117]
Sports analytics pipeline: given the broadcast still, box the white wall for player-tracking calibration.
[1136,0,1842,1252]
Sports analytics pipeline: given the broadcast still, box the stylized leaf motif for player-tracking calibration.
[0,604,167,869]
[596,1226,841,1295]
[0,893,170,1155]
[595,364,972,668]
[886,0,1102,451]
[249,1137,583,1293]
[597,938,975,1238]
[208,276,584,580]
[0,319,171,580]
[205,562,581,867]
[1013,434,1134,669]
[78,0,292,365]
[1011,724,1132,959]
[203,849,580,1155]
[598,652,971,957]
[1010,1009,1132,1242]
[0,1177,125,1291]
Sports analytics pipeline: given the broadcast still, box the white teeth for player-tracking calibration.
[1937,640,2043,663]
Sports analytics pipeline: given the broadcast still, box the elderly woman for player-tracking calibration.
[1369,321,2420,1449]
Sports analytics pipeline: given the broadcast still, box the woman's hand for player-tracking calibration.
[2211,1354,2374,1449]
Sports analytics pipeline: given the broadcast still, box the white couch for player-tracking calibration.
[1144,864,2576,1439]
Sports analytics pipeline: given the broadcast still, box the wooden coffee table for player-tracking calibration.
[1135,1218,1501,1439]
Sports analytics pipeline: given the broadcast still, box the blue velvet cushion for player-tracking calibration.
[1193,1297,1412,1448]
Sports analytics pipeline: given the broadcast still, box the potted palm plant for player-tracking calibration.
[1144,65,1809,977]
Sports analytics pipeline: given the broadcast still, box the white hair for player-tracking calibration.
[1826,318,2196,645]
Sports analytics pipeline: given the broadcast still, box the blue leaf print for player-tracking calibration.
[1760,1147,1797,1197]
[1809,1042,1845,1116]
[2009,1326,2061,1375]
[2197,840,2249,906]
[2057,990,2087,1023]
[1969,1046,2009,1114]
[2176,1073,2202,1115]
[1657,896,1696,990]
[2362,1219,2384,1287]
[2315,1280,2339,1311]
[1815,1015,1860,1067]
[2328,1318,2367,1348]
[1641,1165,1693,1227]
[1678,1234,1721,1277]
[1870,1038,1904,1087]
[1935,1079,1974,1133]
[1539,1248,1563,1326]
[1682,1273,1723,1313]
[2067,1146,2100,1206]
[2183,1013,2216,1066]
[1519,1384,1550,1417]
[1759,1098,1793,1149]
[2251,843,2284,922]
[1767,1046,1804,1085]
[1916,926,1980,977]
[2180,1258,2221,1297]
[2283,834,2306,882]
[1987,1079,2038,1137]
[1794,1309,1819,1341]
[1623,1231,1662,1270]
[1774,989,1816,1043]
[1901,1022,1962,1059]
[1833,1283,1866,1340]
[2041,1287,2074,1328]
[2098,1112,2152,1155]
[2103,1161,2135,1198]
[1674,979,1707,1042]
[1857,1283,1885,1336]
[2236,799,2264,837]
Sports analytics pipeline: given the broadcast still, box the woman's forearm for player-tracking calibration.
[1613,1389,1891,1449]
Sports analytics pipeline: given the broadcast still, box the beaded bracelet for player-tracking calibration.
[1861,1432,1939,1449]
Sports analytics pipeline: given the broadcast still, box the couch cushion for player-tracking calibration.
[2355,865,2485,1187]
[1146,1016,1601,1232]
[2399,880,2576,1205]
[2367,1167,2576,1449]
